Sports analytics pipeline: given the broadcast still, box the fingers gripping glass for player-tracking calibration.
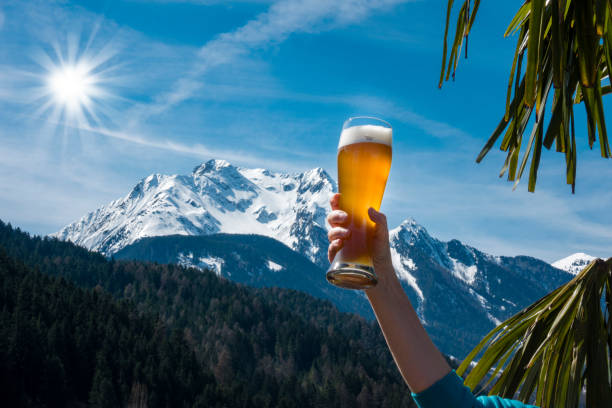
[326,117,392,290]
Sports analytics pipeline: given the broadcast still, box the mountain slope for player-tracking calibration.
[54,159,334,267]
[0,220,415,407]
[115,224,574,358]
[387,219,573,356]
[53,159,575,358]
[114,233,372,318]
[0,247,219,407]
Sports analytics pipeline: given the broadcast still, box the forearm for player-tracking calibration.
[365,264,451,393]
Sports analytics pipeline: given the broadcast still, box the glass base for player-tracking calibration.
[326,262,377,290]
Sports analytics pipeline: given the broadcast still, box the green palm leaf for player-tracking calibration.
[440,0,612,193]
[457,259,612,408]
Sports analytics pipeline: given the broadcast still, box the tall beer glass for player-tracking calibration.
[326,117,392,290]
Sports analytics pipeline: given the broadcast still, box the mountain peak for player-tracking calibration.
[128,173,164,200]
[51,160,579,359]
[552,252,596,275]
[399,217,420,229]
[193,159,233,175]
[298,167,336,193]
[304,167,330,178]
[391,218,429,241]
[54,160,335,266]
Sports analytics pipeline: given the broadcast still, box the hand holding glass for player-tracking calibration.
[326,117,392,290]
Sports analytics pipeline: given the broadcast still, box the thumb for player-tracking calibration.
[367,207,392,271]
[368,207,388,229]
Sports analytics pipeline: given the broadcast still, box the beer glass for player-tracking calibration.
[326,116,392,290]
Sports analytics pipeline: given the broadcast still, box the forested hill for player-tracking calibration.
[0,220,415,407]
[0,248,218,407]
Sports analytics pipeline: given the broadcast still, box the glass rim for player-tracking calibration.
[343,116,392,130]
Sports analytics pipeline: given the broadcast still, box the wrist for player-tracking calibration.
[366,261,401,299]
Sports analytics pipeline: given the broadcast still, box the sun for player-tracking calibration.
[43,57,104,125]
[33,33,119,129]
[48,63,95,111]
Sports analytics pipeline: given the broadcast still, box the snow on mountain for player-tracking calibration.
[178,252,225,276]
[57,159,577,358]
[389,219,484,306]
[53,159,334,267]
[267,260,283,272]
[387,219,573,335]
[552,252,596,275]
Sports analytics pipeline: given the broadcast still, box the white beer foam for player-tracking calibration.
[338,124,392,149]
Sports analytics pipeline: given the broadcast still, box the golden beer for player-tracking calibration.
[327,118,392,290]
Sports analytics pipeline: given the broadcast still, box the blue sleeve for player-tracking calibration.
[411,370,539,408]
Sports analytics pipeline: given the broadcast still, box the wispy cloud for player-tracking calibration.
[130,0,274,4]
[4,0,609,263]
[383,149,612,261]
[0,140,130,233]
[150,80,469,142]
[346,95,471,141]
[5,0,440,170]
[139,0,411,118]
[56,122,312,173]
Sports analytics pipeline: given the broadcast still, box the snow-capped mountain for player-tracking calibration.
[54,159,333,267]
[113,215,574,358]
[56,159,576,358]
[552,252,596,275]
[384,219,572,356]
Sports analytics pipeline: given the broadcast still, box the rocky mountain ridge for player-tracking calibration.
[55,159,576,358]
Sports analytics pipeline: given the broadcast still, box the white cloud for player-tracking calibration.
[129,0,274,4]
[0,140,129,234]
[139,79,469,142]
[382,148,612,262]
[3,0,433,171]
[141,0,411,117]
[59,122,311,173]
[6,0,609,263]
[346,95,471,141]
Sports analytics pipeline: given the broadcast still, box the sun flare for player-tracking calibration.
[48,63,95,111]
[32,33,120,129]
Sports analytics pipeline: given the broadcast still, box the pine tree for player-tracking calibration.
[89,352,120,408]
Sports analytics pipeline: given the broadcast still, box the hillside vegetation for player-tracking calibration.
[0,220,414,407]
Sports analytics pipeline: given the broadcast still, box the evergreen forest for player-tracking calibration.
[0,220,417,407]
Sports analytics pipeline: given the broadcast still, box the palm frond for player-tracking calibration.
[440,0,612,193]
[457,258,612,408]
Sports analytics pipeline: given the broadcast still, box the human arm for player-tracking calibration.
[327,193,539,408]
[327,193,450,393]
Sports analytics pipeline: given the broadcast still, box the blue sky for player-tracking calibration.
[0,0,611,262]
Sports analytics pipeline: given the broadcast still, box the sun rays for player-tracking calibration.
[48,62,96,112]
[31,31,120,131]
